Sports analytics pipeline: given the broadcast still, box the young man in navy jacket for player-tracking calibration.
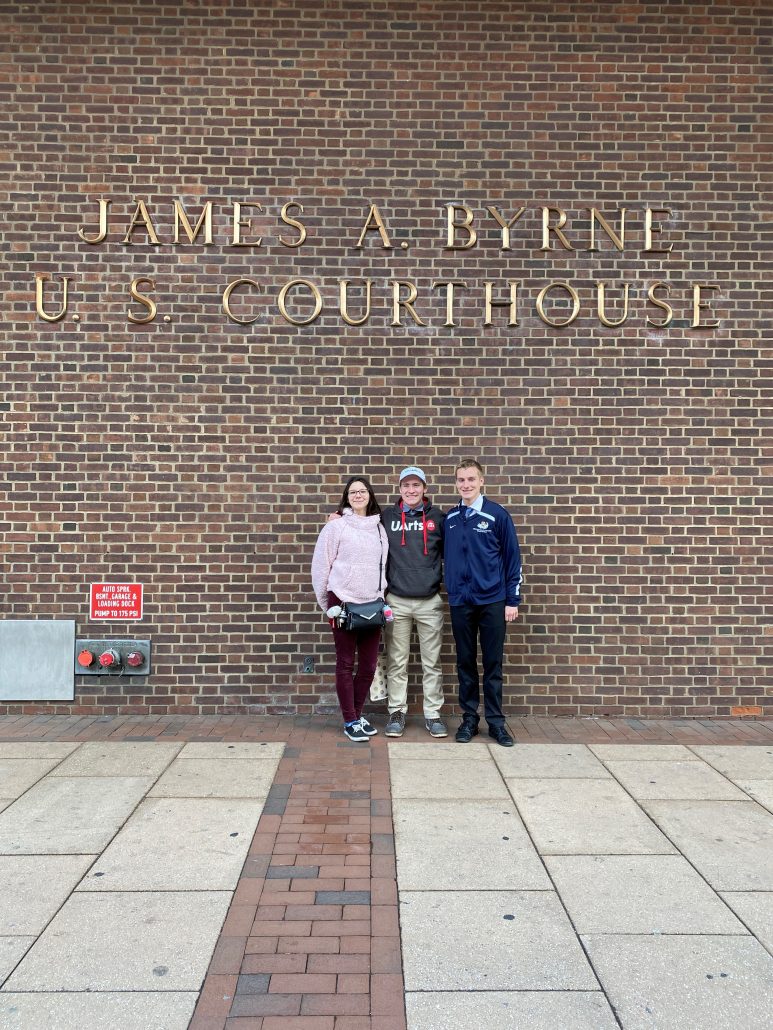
[444,459,522,747]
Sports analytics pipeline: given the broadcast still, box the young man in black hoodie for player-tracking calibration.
[382,467,447,738]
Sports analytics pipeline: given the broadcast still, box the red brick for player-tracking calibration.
[188,973,237,1029]
[370,974,404,1016]
[269,973,337,994]
[209,937,248,976]
[241,952,306,975]
[370,938,403,974]
[301,995,371,1016]
[370,907,399,937]
[340,937,371,954]
[262,1018,335,1030]
[337,974,369,994]
[307,955,370,975]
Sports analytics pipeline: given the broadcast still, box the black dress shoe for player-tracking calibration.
[455,719,479,743]
[488,725,514,747]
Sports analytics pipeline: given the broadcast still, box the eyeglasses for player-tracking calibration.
[348,489,369,496]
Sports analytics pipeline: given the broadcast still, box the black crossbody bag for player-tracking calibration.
[340,529,386,631]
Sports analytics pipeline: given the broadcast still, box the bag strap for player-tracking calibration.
[377,525,384,593]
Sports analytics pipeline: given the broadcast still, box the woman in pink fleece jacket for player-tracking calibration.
[312,476,389,741]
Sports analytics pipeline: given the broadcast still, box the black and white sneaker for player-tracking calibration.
[358,717,378,736]
[344,721,369,742]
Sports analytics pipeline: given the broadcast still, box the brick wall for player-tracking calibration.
[1,1,770,717]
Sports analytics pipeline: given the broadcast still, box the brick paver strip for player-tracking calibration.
[2,713,772,1028]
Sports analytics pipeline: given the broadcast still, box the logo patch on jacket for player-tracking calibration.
[474,520,491,533]
[426,520,436,531]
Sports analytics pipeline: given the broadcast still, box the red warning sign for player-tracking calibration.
[90,583,143,621]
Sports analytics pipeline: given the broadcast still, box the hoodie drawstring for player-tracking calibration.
[400,504,428,556]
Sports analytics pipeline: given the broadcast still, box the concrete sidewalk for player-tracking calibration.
[0,715,771,1029]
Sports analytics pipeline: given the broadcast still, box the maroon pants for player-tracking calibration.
[328,592,381,723]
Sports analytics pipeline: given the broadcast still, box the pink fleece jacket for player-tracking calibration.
[311,508,389,611]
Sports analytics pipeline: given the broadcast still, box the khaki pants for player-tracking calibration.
[384,592,445,718]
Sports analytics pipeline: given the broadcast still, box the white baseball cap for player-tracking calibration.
[399,466,427,483]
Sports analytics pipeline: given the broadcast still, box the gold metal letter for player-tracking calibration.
[541,207,574,251]
[445,205,477,249]
[232,202,263,246]
[432,281,467,327]
[646,281,674,327]
[173,201,213,244]
[644,208,673,253]
[122,200,161,245]
[355,205,393,248]
[279,202,307,247]
[589,208,626,251]
[596,281,630,327]
[484,281,520,326]
[535,282,580,327]
[223,278,260,324]
[391,281,426,326]
[278,279,323,325]
[486,206,526,250]
[339,280,373,326]
[77,199,111,244]
[691,283,720,328]
[128,277,157,324]
[35,273,71,322]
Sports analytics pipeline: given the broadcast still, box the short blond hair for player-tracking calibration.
[455,458,484,476]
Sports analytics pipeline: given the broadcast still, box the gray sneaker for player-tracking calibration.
[425,717,448,738]
[385,711,406,737]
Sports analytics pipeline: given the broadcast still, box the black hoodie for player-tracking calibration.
[381,498,445,598]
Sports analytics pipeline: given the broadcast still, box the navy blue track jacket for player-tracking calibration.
[443,496,522,608]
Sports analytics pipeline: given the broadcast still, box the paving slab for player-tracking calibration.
[583,933,773,1030]
[390,757,508,800]
[490,743,611,779]
[0,743,79,760]
[590,744,700,762]
[0,938,34,982]
[149,757,277,798]
[177,741,285,760]
[691,745,773,781]
[735,780,773,814]
[0,776,154,854]
[387,741,492,761]
[50,741,182,778]
[0,855,95,934]
[4,891,231,991]
[405,991,619,1029]
[0,801,11,815]
[400,890,598,990]
[720,893,773,952]
[0,992,198,1030]
[0,760,61,799]
[393,799,550,890]
[77,797,264,890]
[605,759,748,801]
[643,800,773,891]
[545,855,747,934]
[508,778,675,855]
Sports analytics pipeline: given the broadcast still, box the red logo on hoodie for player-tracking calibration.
[426,520,436,532]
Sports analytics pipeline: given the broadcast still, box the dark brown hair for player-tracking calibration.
[337,476,382,517]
